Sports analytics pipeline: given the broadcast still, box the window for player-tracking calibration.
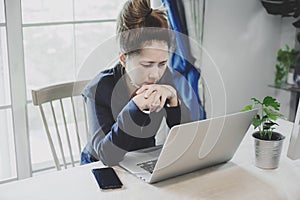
[22,0,126,173]
[0,0,4,23]
[0,0,127,182]
[0,0,17,182]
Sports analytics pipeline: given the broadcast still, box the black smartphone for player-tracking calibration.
[91,167,123,190]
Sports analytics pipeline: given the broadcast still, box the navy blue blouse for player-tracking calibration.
[82,63,194,166]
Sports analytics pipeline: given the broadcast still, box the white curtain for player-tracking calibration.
[151,0,207,111]
[183,0,206,109]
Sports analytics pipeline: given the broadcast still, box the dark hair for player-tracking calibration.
[116,0,174,55]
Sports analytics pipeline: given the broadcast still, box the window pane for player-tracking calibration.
[27,103,53,169]
[23,25,75,100]
[75,22,116,72]
[0,108,17,181]
[0,27,10,106]
[21,0,127,23]
[21,0,73,24]
[0,0,4,23]
[74,0,126,21]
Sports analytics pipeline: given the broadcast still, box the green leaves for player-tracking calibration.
[251,97,262,105]
[275,45,300,88]
[275,63,287,88]
[241,104,253,111]
[242,96,285,140]
[263,121,278,131]
[263,107,285,120]
[262,96,280,110]
[277,45,298,68]
[252,115,262,129]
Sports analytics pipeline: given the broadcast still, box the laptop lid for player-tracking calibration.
[119,109,257,183]
[149,109,257,183]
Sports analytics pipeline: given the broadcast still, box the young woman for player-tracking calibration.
[81,0,200,166]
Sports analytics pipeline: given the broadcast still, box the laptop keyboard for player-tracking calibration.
[137,159,158,174]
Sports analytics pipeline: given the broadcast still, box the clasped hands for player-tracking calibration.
[132,84,178,113]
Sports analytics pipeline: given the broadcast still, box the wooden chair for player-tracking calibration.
[31,80,90,170]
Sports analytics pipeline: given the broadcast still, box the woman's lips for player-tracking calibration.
[144,82,155,85]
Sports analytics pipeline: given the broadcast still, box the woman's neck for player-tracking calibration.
[124,73,140,98]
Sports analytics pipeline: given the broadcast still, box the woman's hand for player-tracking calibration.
[133,84,178,113]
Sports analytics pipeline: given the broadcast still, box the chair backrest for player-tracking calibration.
[31,80,90,170]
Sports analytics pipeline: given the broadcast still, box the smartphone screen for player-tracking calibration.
[92,167,123,190]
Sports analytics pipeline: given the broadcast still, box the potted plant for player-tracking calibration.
[260,1,300,87]
[275,45,300,88]
[242,96,285,169]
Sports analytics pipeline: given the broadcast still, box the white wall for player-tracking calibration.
[201,0,296,119]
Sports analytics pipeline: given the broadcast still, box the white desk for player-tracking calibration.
[1,119,300,200]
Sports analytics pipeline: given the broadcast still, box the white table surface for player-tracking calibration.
[1,119,300,200]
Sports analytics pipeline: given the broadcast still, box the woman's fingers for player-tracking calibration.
[159,96,167,111]
[135,86,148,95]
[147,91,158,112]
[149,91,169,113]
[144,86,157,99]
[136,85,157,99]
[151,91,160,106]
[134,84,178,112]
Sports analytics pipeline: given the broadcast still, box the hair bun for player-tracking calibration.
[145,8,153,18]
[116,0,172,54]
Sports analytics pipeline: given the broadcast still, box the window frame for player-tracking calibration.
[1,0,119,182]
[4,0,32,181]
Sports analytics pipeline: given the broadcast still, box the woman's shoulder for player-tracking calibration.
[96,63,123,88]
[82,63,123,98]
[98,63,122,80]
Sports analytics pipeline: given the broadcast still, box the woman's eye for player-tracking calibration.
[141,64,152,68]
[158,63,167,68]
[141,63,166,68]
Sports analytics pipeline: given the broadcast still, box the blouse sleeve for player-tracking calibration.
[164,98,194,128]
[92,98,153,166]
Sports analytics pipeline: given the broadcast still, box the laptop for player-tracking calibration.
[119,109,257,183]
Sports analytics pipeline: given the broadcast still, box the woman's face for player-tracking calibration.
[124,41,168,88]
